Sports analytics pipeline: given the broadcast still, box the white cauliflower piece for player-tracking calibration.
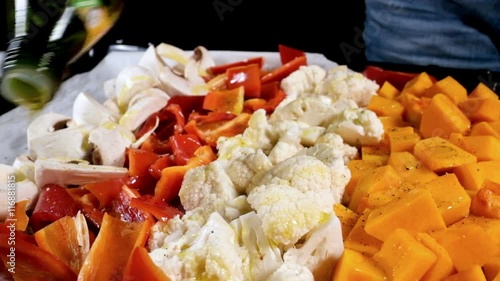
[326,107,384,146]
[317,65,379,107]
[266,121,306,164]
[270,95,335,127]
[266,262,314,281]
[226,150,273,193]
[231,211,284,281]
[179,160,239,211]
[283,213,344,281]
[278,65,327,109]
[247,184,334,246]
[315,133,359,163]
[150,212,246,281]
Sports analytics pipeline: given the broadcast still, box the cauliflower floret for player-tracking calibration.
[315,133,359,163]
[266,262,314,281]
[266,121,305,164]
[326,107,384,146]
[317,65,379,107]
[270,95,335,126]
[247,184,334,246]
[179,160,239,212]
[249,155,332,194]
[278,65,327,109]
[150,212,246,281]
[227,150,273,193]
[283,213,344,281]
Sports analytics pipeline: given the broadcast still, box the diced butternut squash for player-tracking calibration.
[416,233,456,281]
[344,209,383,256]
[332,248,387,281]
[349,165,402,212]
[400,72,435,97]
[398,93,431,127]
[470,179,500,219]
[430,224,499,271]
[357,181,417,212]
[367,95,405,117]
[387,130,421,153]
[453,135,500,162]
[378,116,410,131]
[423,75,468,104]
[333,203,360,240]
[469,82,499,100]
[458,97,500,123]
[453,162,487,191]
[364,188,446,241]
[361,145,390,164]
[423,174,471,226]
[451,215,500,251]
[470,122,500,138]
[413,136,477,173]
[420,94,471,139]
[377,81,400,99]
[388,151,438,185]
[373,228,437,281]
[345,159,384,197]
[443,265,487,281]
[483,257,500,281]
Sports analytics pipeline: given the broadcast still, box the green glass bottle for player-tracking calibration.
[1,0,122,110]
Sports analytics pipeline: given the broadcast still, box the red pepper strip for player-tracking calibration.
[154,145,216,203]
[226,64,262,98]
[243,98,268,113]
[361,66,437,91]
[149,155,175,180]
[167,96,207,121]
[170,134,202,166]
[261,55,307,84]
[124,246,171,281]
[30,184,79,232]
[135,113,160,139]
[77,213,144,281]
[110,186,149,222]
[140,134,171,155]
[260,81,280,100]
[188,111,237,124]
[278,44,307,65]
[0,223,36,244]
[81,205,105,229]
[208,56,264,76]
[82,178,124,208]
[261,89,287,114]
[34,215,88,274]
[14,200,29,231]
[0,233,77,281]
[127,148,161,178]
[185,113,252,147]
[130,195,183,222]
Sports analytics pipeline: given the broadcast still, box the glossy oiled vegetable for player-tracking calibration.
[334,74,500,281]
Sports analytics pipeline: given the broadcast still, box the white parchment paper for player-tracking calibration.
[0,50,337,165]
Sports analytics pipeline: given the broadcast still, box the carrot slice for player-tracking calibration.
[123,246,171,281]
[261,55,307,84]
[78,213,144,281]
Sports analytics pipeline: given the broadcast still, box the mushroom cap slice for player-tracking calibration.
[88,121,135,167]
[155,43,190,66]
[29,126,90,161]
[0,164,39,220]
[12,154,35,182]
[138,44,166,77]
[27,112,71,149]
[72,92,119,127]
[34,159,128,188]
[158,65,208,96]
[119,88,170,131]
[114,65,159,111]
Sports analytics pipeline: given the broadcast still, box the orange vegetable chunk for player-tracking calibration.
[423,173,471,225]
[423,75,467,104]
[333,203,360,240]
[451,215,500,251]
[400,72,434,97]
[332,248,387,281]
[398,93,431,127]
[443,265,487,281]
[483,257,500,281]
[373,228,437,281]
[361,145,390,164]
[123,246,171,281]
[469,82,499,100]
[387,151,438,185]
[458,97,500,123]
[387,129,421,153]
[413,136,476,173]
[455,135,500,161]
[419,93,471,139]
[430,224,499,271]
[78,213,144,281]
[378,116,410,131]
[345,159,384,197]
[202,86,244,114]
[364,188,446,241]
[367,95,405,117]
[416,233,456,281]
[453,161,500,191]
[344,209,383,256]
[470,179,500,219]
[470,121,500,138]
[377,80,400,99]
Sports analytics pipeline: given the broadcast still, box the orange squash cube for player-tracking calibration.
[470,121,500,138]
[423,75,468,104]
[388,151,438,185]
[332,248,387,281]
[377,81,400,99]
[483,257,500,281]
[333,203,360,240]
[344,209,383,256]
[469,82,499,100]
[470,179,500,219]
[400,72,435,97]
[345,159,384,197]
[443,265,487,281]
[367,95,405,117]
[458,97,500,123]
[420,94,471,139]
[416,233,456,281]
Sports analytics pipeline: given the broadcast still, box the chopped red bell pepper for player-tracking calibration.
[362,66,429,91]
[278,44,307,65]
[208,57,264,76]
[82,178,124,208]
[124,246,171,281]
[127,148,161,178]
[169,134,202,166]
[110,187,148,222]
[167,95,206,121]
[261,55,307,84]
[226,64,262,98]
[140,134,171,155]
[30,184,80,232]
[130,195,183,222]
[149,155,175,180]
[184,113,251,147]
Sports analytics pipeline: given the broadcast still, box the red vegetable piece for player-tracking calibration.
[30,184,79,231]
[226,64,262,98]
[260,81,280,100]
[169,134,202,166]
[127,148,160,178]
[167,96,206,121]
[110,187,148,222]
[362,66,430,91]
[261,55,307,84]
[130,195,183,222]
[149,155,175,180]
[278,44,306,65]
[124,246,171,281]
[208,57,264,76]
[82,178,124,208]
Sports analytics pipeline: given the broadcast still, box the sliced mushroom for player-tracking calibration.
[191,46,215,77]
[102,98,121,117]
[29,126,90,161]
[72,92,119,127]
[114,65,159,111]
[12,154,35,182]
[158,64,208,96]
[155,43,190,66]
[34,158,128,188]
[119,88,170,131]
[138,44,166,77]
[27,112,71,150]
[88,121,135,167]
[0,164,39,220]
